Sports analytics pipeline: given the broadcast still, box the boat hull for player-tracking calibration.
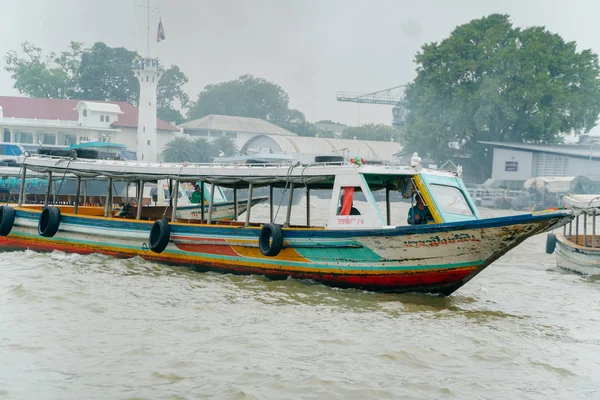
[0,208,572,295]
[555,234,600,275]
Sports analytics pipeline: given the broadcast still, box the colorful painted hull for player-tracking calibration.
[555,234,600,275]
[1,208,571,295]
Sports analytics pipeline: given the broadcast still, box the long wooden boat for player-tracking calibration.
[0,155,573,296]
[546,194,600,275]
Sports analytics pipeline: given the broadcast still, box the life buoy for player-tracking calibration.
[38,206,61,237]
[0,205,16,236]
[546,233,556,254]
[259,223,284,257]
[149,219,170,253]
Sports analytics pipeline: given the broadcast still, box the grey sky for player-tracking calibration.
[1,0,599,126]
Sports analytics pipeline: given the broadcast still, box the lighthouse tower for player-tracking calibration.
[133,57,162,162]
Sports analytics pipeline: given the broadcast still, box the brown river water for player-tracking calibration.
[1,200,599,399]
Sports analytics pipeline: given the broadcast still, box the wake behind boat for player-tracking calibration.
[0,154,573,296]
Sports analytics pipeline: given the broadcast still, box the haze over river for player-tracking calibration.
[1,200,599,399]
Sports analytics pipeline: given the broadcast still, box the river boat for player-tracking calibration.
[0,155,573,296]
[546,194,600,275]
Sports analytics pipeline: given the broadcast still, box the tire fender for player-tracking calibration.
[0,205,16,236]
[546,233,556,254]
[38,206,61,237]
[149,219,170,253]
[259,223,284,257]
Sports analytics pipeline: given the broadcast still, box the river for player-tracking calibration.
[1,201,599,399]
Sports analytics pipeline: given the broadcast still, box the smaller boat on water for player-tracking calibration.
[546,194,600,275]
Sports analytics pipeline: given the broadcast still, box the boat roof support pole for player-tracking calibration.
[569,216,573,238]
[207,184,215,225]
[269,185,274,223]
[584,213,588,247]
[171,179,179,223]
[575,215,579,244]
[200,182,205,222]
[593,210,596,248]
[44,172,52,207]
[136,180,144,220]
[104,178,111,217]
[306,186,311,227]
[74,176,81,214]
[83,181,87,206]
[245,183,253,226]
[285,183,295,227]
[17,165,26,206]
[233,188,238,222]
[385,186,391,225]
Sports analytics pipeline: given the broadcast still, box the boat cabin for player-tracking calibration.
[16,156,479,229]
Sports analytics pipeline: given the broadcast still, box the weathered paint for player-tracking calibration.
[555,234,600,276]
[0,207,572,295]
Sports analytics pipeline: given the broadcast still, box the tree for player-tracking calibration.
[157,65,190,124]
[162,136,195,162]
[342,124,398,141]
[211,135,238,157]
[77,42,139,104]
[4,42,190,120]
[187,74,291,123]
[5,41,83,98]
[403,14,600,175]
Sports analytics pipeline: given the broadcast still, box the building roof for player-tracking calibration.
[0,96,178,131]
[242,134,403,162]
[75,101,123,114]
[179,114,296,136]
[480,141,600,159]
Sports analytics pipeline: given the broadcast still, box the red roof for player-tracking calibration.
[0,96,179,131]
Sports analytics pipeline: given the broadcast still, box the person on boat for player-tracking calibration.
[190,184,203,204]
[407,193,433,225]
[337,190,361,216]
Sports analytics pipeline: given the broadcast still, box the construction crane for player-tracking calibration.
[336,85,407,126]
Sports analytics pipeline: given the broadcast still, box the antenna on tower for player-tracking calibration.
[135,0,160,57]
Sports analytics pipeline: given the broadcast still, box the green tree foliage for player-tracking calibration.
[77,42,139,104]
[5,41,84,98]
[162,136,195,162]
[211,135,238,157]
[403,14,600,166]
[157,65,189,124]
[342,124,398,141]
[5,42,189,123]
[187,74,317,136]
[188,75,289,122]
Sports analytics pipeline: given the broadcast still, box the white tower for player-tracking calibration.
[133,57,162,162]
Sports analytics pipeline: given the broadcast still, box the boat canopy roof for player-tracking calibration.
[562,194,600,211]
[21,156,457,189]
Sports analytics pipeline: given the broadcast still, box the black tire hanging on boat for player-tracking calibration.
[149,219,170,253]
[546,233,557,254]
[38,206,61,237]
[259,223,284,257]
[0,205,16,236]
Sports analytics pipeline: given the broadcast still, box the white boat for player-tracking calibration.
[546,194,600,275]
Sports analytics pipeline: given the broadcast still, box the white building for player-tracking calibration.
[133,57,163,162]
[179,114,297,150]
[240,134,403,163]
[482,141,600,181]
[0,96,178,157]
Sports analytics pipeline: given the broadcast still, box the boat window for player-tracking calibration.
[429,184,473,216]
[336,186,361,216]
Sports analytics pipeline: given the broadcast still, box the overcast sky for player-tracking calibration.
[1,0,599,126]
